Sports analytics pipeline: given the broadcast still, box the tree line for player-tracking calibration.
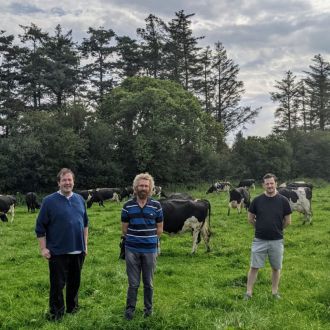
[1,10,330,193]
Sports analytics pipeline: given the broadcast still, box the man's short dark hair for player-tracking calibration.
[263,173,277,182]
[57,168,75,182]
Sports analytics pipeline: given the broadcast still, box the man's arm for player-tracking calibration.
[122,222,129,235]
[84,226,88,255]
[37,236,51,259]
[248,211,256,227]
[157,222,163,237]
[283,214,291,228]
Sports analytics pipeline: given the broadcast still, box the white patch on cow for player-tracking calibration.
[9,204,15,223]
[181,216,203,254]
[111,192,120,203]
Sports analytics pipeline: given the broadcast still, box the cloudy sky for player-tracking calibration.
[1,0,330,143]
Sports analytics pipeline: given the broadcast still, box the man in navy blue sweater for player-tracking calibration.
[35,168,89,321]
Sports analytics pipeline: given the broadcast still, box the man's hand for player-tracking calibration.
[41,247,51,259]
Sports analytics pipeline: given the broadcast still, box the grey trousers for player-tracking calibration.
[125,249,157,313]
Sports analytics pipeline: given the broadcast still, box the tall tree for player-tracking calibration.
[270,70,300,134]
[40,24,81,107]
[0,30,24,136]
[304,54,330,130]
[115,36,142,79]
[163,10,203,90]
[210,42,259,134]
[137,14,167,78]
[18,23,48,109]
[80,27,116,104]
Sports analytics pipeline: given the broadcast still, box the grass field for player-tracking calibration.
[0,184,329,329]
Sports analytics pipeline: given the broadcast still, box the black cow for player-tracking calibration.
[76,189,93,202]
[238,179,255,190]
[206,181,231,194]
[165,192,194,200]
[278,187,312,224]
[0,195,15,222]
[25,192,40,213]
[228,187,250,216]
[87,188,121,208]
[159,198,211,254]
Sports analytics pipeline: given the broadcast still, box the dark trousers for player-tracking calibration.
[125,249,157,314]
[48,253,85,318]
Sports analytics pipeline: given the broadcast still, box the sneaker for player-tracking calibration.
[272,293,281,300]
[243,293,252,300]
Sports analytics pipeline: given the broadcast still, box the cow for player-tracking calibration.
[120,186,134,200]
[228,187,251,216]
[0,195,15,222]
[279,181,314,190]
[25,192,40,213]
[238,179,255,190]
[165,192,194,200]
[278,187,312,224]
[206,181,231,194]
[152,185,163,198]
[76,189,93,202]
[159,198,211,254]
[87,188,121,208]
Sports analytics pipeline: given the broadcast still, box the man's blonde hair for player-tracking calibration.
[133,172,155,196]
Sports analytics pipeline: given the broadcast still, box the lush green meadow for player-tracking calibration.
[0,184,329,330]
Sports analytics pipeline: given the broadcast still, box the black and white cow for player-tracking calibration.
[228,187,251,216]
[238,179,255,190]
[25,192,40,213]
[206,181,231,194]
[278,187,312,224]
[120,186,134,200]
[279,181,314,190]
[0,195,15,222]
[76,189,93,203]
[87,188,121,208]
[159,198,211,254]
[152,185,163,198]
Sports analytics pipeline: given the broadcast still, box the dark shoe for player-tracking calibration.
[144,310,153,318]
[272,293,281,300]
[124,311,134,321]
[243,293,252,300]
[45,312,63,321]
[67,306,80,314]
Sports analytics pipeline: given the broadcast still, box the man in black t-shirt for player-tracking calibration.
[244,173,291,300]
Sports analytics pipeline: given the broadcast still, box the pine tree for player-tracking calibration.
[270,70,300,134]
[80,27,116,104]
[304,54,330,130]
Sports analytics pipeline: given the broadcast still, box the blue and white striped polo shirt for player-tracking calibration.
[121,197,163,253]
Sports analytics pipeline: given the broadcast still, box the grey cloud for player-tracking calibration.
[7,2,45,15]
[50,7,66,17]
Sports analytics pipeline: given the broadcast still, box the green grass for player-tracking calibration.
[0,185,329,329]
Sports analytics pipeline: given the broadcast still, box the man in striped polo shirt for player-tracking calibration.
[121,173,163,320]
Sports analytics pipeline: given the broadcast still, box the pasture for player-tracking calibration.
[0,184,329,329]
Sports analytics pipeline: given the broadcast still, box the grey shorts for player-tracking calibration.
[250,238,284,270]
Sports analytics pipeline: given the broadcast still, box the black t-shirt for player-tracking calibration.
[249,193,292,240]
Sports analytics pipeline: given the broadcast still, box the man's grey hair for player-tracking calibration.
[133,172,155,196]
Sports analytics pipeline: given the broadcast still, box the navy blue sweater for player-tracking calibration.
[35,192,89,255]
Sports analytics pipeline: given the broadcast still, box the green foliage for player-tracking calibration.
[0,185,329,329]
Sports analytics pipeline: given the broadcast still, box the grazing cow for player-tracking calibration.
[0,195,15,222]
[25,192,40,212]
[206,181,231,194]
[228,187,251,216]
[238,179,255,190]
[152,185,162,198]
[87,188,121,208]
[159,198,211,254]
[278,187,312,224]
